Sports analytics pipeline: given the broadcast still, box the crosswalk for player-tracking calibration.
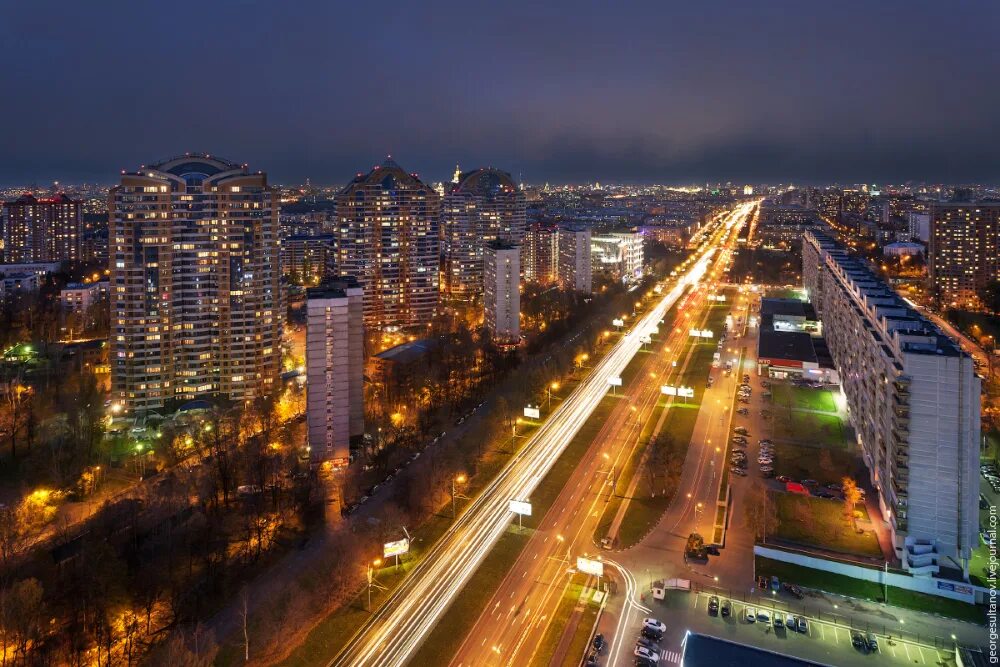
[661,649,681,663]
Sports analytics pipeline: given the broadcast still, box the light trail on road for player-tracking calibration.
[330,202,755,667]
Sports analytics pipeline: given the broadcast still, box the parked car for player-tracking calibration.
[593,634,606,652]
[866,632,879,652]
[708,596,719,615]
[773,615,783,629]
[641,626,663,641]
[796,616,808,633]
[642,618,667,634]
[634,646,659,662]
[744,607,756,623]
[721,600,732,617]
[756,609,770,625]
[776,475,791,483]
[801,479,818,486]
[851,630,867,650]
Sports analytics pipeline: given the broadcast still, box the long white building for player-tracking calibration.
[306,278,364,466]
[484,241,520,345]
[803,231,980,578]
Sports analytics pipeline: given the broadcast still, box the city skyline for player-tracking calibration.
[2,2,1000,185]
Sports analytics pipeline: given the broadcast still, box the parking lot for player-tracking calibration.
[674,591,957,666]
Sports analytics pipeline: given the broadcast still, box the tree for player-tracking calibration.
[979,280,1000,314]
[842,476,862,518]
[742,479,778,542]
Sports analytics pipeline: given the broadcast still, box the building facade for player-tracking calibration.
[441,168,525,301]
[591,229,644,284]
[524,221,558,284]
[333,158,440,330]
[306,278,364,466]
[110,154,283,414]
[484,241,520,344]
[929,203,1000,308]
[1,193,81,264]
[803,231,980,577]
[557,226,592,293]
[281,233,334,285]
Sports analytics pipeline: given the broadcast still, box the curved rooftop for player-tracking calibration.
[344,156,431,191]
[451,168,518,197]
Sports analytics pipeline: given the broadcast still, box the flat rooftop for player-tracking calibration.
[760,298,817,320]
[758,329,819,364]
[681,632,832,667]
[375,338,437,365]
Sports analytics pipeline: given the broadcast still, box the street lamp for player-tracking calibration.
[366,558,387,611]
[548,382,560,408]
[451,474,468,519]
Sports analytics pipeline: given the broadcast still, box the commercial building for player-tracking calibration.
[441,168,525,300]
[333,157,440,330]
[1,193,81,264]
[557,225,592,293]
[483,241,520,345]
[590,229,643,284]
[882,242,924,258]
[803,231,980,577]
[110,154,284,414]
[306,278,364,466]
[928,203,1000,308]
[523,221,558,284]
[755,297,838,383]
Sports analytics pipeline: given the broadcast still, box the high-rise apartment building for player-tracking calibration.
[929,203,1000,308]
[110,154,283,414]
[1,193,81,264]
[306,278,364,466]
[524,221,558,285]
[484,241,520,345]
[557,226,592,293]
[441,168,526,301]
[333,158,440,330]
[803,231,979,577]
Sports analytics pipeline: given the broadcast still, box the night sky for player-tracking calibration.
[2,1,998,185]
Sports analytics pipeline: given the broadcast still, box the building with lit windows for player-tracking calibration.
[803,231,979,578]
[591,229,643,284]
[557,225,592,293]
[306,278,364,466]
[441,168,525,301]
[928,203,1000,308]
[1,193,81,263]
[524,221,558,284]
[109,154,283,414]
[484,241,520,344]
[333,158,440,329]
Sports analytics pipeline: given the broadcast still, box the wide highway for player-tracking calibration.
[330,201,757,667]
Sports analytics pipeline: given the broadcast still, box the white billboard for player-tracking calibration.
[383,538,410,558]
[660,385,677,396]
[576,556,604,577]
[523,406,540,419]
[689,328,701,338]
[612,318,624,327]
[608,377,622,387]
[509,499,532,516]
[678,386,695,398]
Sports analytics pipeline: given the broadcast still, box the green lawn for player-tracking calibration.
[772,441,862,486]
[771,384,837,413]
[774,411,848,449]
[756,557,985,625]
[772,493,882,558]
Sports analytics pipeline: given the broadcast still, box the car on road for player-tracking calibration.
[721,599,732,617]
[744,607,756,623]
[782,583,803,599]
[708,595,719,615]
[642,618,667,634]
[756,609,770,625]
[851,630,866,650]
[866,632,879,652]
[633,646,659,662]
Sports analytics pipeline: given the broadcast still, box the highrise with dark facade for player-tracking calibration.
[333,157,440,329]
[441,168,526,301]
[109,154,283,414]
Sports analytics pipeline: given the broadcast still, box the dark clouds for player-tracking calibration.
[1,0,997,185]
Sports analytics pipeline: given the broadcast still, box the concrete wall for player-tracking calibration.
[754,544,981,604]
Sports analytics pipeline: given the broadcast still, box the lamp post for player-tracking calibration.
[366,558,386,611]
[548,382,559,409]
[451,474,467,519]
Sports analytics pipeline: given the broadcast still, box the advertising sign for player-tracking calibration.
[612,318,625,327]
[576,556,604,577]
[678,386,695,398]
[523,406,540,419]
[383,538,410,558]
[661,385,677,396]
[608,377,623,387]
[509,500,532,516]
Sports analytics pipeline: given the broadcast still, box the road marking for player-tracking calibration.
[661,649,681,663]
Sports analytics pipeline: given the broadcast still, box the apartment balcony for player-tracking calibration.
[892,480,908,501]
